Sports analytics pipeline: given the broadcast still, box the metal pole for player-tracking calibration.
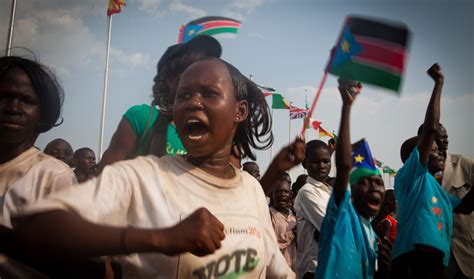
[304,89,308,140]
[270,108,274,160]
[288,102,292,144]
[99,15,113,159]
[6,0,17,56]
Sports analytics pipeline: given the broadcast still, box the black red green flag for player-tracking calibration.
[327,16,410,92]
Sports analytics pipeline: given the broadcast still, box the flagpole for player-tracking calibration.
[288,102,292,144]
[99,15,113,159]
[270,108,274,160]
[5,0,17,56]
[301,72,329,136]
[304,89,308,140]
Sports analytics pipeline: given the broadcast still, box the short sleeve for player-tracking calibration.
[123,104,158,139]
[316,190,354,279]
[295,186,329,231]
[2,159,77,228]
[12,162,134,227]
[395,147,427,195]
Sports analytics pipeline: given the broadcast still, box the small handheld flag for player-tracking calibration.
[328,16,410,92]
[179,16,241,43]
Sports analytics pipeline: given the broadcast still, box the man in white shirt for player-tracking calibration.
[294,140,333,279]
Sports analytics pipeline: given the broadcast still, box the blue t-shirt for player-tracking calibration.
[316,190,377,279]
[393,147,461,266]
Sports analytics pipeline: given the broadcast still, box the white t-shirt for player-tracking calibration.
[0,147,76,228]
[293,177,332,278]
[14,155,294,279]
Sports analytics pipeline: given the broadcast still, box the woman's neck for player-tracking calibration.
[185,153,235,179]
[0,138,36,164]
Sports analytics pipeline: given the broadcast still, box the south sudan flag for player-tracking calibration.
[179,16,241,43]
[328,16,410,92]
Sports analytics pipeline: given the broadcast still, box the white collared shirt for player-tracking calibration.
[293,176,332,278]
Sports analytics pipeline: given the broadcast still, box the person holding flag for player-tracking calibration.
[315,79,391,279]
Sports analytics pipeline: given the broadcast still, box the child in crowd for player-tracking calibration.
[44,138,74,168]
[243,161,261,180]
[73,147,97,183]
[372,189,397,244]
[315,79,390,279]
[12,58,300,278]
[391,64,474,279]
[293,139,332,278]
[269,172,297,271]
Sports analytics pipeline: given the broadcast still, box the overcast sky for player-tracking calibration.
[1,0,472,182]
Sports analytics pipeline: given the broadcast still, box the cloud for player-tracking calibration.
[0,1,152,76]
[10,9,103,76]
[213,33,238,40]
[222,0,268,20]
[110,48,152,68]
[136,0,163,16]
[248,32,265,39]
[169,1,206,18]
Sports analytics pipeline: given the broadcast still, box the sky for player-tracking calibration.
[1,0,473,183]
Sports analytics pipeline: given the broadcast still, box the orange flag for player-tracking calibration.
[107,0,126,16]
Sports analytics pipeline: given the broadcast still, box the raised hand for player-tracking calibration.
[338,78,361,106]
[272,135,306,173]
[158,208,225,256]
[427,63,444,83]
[259,136,305,196]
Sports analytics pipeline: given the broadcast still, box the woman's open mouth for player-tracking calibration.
[184,119,209,141]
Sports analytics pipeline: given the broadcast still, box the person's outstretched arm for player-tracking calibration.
[334,79,358,205]
[418,63,444,165]
[12,208,225,260]
[97,118,137,173]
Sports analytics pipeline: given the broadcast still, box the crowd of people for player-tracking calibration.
[0,35,473,279]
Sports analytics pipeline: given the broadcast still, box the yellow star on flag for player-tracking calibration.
[354,154,364,163]
[188,29,195,35]
[342,40,350,53]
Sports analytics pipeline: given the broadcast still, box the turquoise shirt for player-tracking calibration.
[123,104,186,156]
[393,147,461,266]
[316,190,377,279]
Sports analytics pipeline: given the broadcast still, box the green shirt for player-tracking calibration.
[123,104,186,156]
